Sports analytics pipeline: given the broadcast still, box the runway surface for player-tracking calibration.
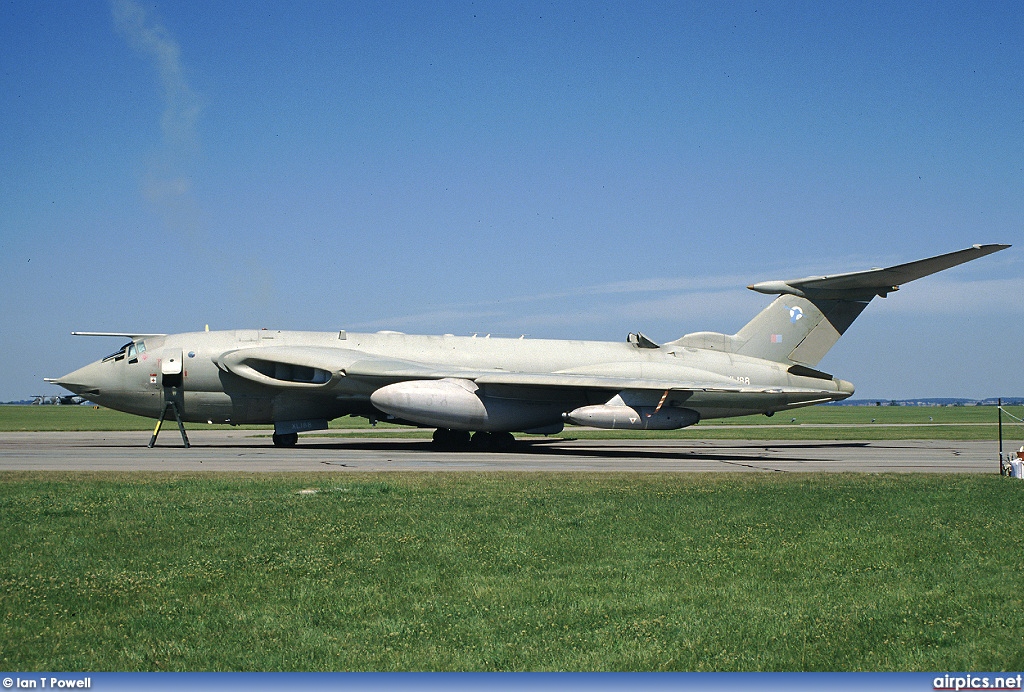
[0,431,1003,473]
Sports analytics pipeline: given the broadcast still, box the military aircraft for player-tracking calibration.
[30,395,88,406]
[49,244,1009,449]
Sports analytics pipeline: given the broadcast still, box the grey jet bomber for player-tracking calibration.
[49,244,1009,449]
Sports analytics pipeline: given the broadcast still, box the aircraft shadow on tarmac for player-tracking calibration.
[166,437,872,463]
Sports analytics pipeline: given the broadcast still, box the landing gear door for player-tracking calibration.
[161,351,184,388]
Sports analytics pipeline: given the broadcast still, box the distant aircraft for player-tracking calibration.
[48,244,1009,449]
[31,395,88,406]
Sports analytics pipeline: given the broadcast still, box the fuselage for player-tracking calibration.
[54,328,854,430]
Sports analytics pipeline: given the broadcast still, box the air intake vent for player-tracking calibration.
[246,359,331,384]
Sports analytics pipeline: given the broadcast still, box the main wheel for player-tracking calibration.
[493,431,516,451]
[432,428,471,449]
[273,432,299,447]
[470,431,493,449]
[470,431,516,451]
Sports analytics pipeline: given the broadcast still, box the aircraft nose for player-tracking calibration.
[48,360,108,396]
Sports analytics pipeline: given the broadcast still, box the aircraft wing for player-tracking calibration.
[478,372,842,409]
[348,359,837,399]
[748,243,1010,299]
[72,331,168,339]
[217,346,841,407]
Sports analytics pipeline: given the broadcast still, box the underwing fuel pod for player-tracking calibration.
[48,244,1009,449]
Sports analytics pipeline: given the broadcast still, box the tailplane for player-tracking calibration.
[667,244,1009,367]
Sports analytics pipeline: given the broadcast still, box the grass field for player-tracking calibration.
[1,472,1022,671]
[0,406,414,433]
[3,404,1022,441]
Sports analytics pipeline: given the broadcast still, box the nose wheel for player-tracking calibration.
[273,432,299,447]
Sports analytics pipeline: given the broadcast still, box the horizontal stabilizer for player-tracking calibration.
[748,243,1010,299]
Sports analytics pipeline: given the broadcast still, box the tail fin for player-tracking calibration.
[668,244,1009,367]
[732,295,868,366]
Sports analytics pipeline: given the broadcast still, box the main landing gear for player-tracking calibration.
[432,428,471,447]
[273,432,299,447]
[432,428,516,451]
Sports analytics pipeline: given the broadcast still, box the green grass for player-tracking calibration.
[0,405,169,431]
[1,472,1023,671]
[0,406,406,432]
[2,404,1022,441]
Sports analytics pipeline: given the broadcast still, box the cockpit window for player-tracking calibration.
[127,343,137,360]
[136,341,146,354]
[103,342,132,362]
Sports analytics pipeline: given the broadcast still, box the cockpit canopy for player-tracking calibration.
[103,340,147,362]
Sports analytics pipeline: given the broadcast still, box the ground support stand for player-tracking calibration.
[148,398,190,448]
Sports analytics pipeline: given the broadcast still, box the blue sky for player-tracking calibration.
[2,1,1021,401]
